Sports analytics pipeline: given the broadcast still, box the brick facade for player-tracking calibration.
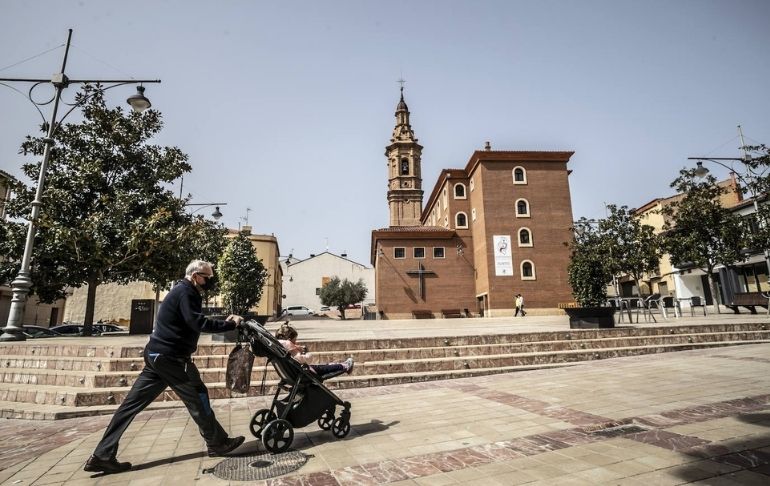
[372,92,575,319]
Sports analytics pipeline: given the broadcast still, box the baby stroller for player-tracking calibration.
[240,321,352,453]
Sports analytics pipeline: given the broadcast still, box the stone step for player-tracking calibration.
[4,329,769,370]
[0,361,576,411]
[0,398,183,420]
[0,339,765,408]
[2,322,766,358]
[3,332,768,387]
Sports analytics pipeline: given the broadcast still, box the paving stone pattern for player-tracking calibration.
[1,340,769,485]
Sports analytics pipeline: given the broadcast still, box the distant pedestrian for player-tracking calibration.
[514,293,526,317]
[84,260,246,475]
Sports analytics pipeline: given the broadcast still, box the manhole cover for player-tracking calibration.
[591,424,648,439]
[210,450,308,481]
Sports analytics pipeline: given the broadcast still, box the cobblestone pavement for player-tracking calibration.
[1,337,769,485]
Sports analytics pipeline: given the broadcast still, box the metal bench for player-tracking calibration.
[726,292,770,314]
[441,309,464,318]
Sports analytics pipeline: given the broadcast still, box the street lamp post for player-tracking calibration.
[689,155,770,282]
[186,203,227,220]
[0,29,160,341]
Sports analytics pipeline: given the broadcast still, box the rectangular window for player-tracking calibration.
[414,247,425,259]
[433,247,445,258]
[315,288,321,295]
[394,247,406,259]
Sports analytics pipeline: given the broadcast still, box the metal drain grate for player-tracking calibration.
[591,423,648,439]
[210,450,308,481]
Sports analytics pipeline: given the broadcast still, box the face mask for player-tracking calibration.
[199,275,215,292]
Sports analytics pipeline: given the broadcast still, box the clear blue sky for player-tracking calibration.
[2,1,769,266]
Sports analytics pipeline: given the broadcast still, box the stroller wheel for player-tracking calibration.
[331,417,351,438]
[262,419,294,453]
[249,409,277,438]
[317,410,334,430]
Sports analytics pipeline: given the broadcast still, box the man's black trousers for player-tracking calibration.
[93,348,228,460]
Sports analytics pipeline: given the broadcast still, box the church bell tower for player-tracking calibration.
[385,86,424,227]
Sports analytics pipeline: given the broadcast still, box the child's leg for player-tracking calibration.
[311,363,345,375]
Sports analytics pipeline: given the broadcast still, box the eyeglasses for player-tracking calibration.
[196,272,213,280]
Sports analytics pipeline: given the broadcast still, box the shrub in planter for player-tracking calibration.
[566,219,615,328]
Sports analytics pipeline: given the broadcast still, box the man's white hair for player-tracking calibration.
[185,260,213,278]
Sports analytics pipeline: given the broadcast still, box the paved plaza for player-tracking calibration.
[1,314,769,485]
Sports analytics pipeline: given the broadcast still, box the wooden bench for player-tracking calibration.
[441,309,464,318]
[727,292,769,314]
[412,310,434,319]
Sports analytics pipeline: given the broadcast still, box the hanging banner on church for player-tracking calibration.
[493,235,513,276]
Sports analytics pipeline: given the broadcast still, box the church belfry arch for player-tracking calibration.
[386,85,424,226]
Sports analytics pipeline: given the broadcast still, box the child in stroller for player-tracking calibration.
[241,321,353,453]
[275,322,354,376]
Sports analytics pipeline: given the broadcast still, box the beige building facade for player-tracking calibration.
[228,226,283,320]
[64,227,283,324]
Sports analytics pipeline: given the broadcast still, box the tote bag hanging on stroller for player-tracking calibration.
[226,341,255,394]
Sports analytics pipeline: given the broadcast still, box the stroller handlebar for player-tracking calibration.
[242,320,264,334]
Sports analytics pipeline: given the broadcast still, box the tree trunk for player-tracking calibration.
[339,306,346,320]
[707,270,721,314]
[83,277,99,336]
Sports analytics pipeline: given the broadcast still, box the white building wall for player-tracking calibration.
[282,252,375,310]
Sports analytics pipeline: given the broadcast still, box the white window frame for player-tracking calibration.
[453,183,467,199]
[394,247,406,259]
[521,260,536,280]
[456,211,468,229]
[413,247,426,259]
[515,198,530,218]
[513,166,527,185]
[433,247,445,259]
[518,227,533,247]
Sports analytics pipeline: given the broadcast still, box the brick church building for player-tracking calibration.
[371,89,576,318]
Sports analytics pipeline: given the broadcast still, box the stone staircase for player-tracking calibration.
[1,322,768,420]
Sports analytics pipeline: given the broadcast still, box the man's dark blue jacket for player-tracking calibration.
[147,279,236,358]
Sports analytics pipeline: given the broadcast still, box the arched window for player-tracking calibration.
[456,212,468,228]
[400,158,409,175]
[521,260,535,280]
[518,228,532,246]
[454,183,466,199]
[516,199,530,217]
[513,166,527,184]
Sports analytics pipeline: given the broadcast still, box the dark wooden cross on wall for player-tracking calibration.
[406,262,435,300]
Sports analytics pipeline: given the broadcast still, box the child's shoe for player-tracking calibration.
[343,357,354,374]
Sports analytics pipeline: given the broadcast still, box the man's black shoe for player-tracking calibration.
[207,435,245,457]
[83,455,132,474]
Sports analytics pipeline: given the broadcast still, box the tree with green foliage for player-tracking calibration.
[566,219,614,307]
[137,216,228,308]
[217,233,268,316]
[0,85,203,335]
[661,168,745,313]
[319,277,368,320]
[736,144,770,256]
[599,204,662,298]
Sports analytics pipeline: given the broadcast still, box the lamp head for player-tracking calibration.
[694,161,710,178]
[211,206,223,220]
[127,85,151,113]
